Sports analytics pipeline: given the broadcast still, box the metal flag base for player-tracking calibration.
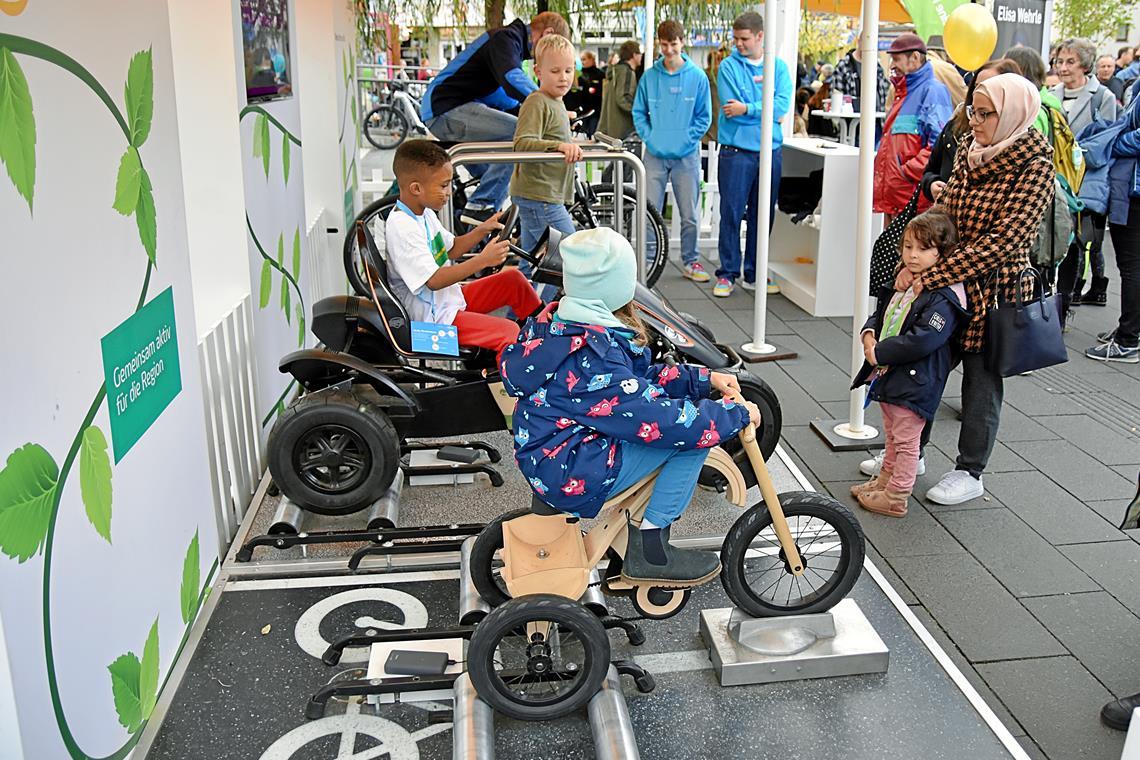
[810,418,884,451]
[700,599,889,687]
[738,341,798,363]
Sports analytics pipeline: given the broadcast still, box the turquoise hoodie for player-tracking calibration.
[716,50,792,152]
[632,54,712,159]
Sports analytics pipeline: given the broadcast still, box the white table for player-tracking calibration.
[809,110,886,146]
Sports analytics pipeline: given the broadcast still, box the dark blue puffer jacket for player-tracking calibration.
[499,312,751,517]
[851,285,969,421]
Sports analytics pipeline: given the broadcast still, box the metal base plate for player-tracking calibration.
[810,418,885,451]
[700,599,889,686]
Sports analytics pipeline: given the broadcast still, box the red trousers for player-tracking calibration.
[455,269,543,356]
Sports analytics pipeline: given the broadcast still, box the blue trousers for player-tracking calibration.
[645,150,702,267]
[513,196,576,301]
[607,442,710,528]
[716,146,782,283]
[426,102,516,210]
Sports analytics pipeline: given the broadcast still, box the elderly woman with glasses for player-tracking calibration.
[894,73,1054,507]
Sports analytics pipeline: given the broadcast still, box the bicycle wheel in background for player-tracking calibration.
[571,184,669,288]
[363,105,409,150]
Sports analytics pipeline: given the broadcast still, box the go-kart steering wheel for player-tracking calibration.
[498,205,520,243]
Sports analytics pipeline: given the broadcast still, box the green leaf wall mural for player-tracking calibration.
[0,34,213,760]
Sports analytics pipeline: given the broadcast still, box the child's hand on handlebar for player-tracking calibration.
[473,238,511,269]
[742,400,762,427]
[557,142,583,163]
[710,371,741,397]
[474,211,504,237]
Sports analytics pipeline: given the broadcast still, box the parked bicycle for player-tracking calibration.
[363,81,429,150]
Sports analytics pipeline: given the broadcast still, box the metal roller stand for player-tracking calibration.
[452,673,495,760]
[580,569,609,618]
[365,470,403,530]
[268,498,305,536]
[588,666,641,760]
[458,536,491,625]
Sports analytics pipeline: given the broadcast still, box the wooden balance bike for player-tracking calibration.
[465,395,866,720]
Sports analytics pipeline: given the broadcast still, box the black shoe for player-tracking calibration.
[459,207,497,227]
[621,522,721,585]
[1079,276,1109,306]
[1070,278,1086,307]
[1101,693,1140,730]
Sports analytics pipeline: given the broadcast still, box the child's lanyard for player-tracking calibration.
[880,289,917,341]
[395,199,445,322]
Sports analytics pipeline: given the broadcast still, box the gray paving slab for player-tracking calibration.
[1114,465,1139,485]
[1083,370,1140,405]
[992,405,1061,442]
[823,481,967,558]
[867,544,918,605]
[889,553,1066,662]
[1015,735,1048,760]
[977,657,1124,760]
[787,318,856,366]
[983,441,1035,473]
[774,346,854,403]
[821,400,883,430]
[759,368,830,424]
[1022,592,1140,698]
[983,471,1124,545]
[1005,440,1135,502]
[782,426,882,483]
[942,369,963,398]
[936,510,1100,597]
[907,604,1023,734]
[1085,499,1132,530]
[1035,415,1140,467]
[1062,541,1140,615]
[1001,377,1087,417]
[766,294,817,320]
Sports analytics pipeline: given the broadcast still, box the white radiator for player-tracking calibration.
[197,295,263,549]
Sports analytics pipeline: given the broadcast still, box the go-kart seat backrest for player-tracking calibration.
[355,219,415,355]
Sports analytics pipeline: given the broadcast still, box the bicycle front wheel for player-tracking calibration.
[571,184,669,288]
[363,105,409,150]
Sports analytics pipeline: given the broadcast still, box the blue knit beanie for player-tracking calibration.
[558,227,637,313]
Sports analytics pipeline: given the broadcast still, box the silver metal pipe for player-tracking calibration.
[458,536,491,625]
[448,141,626,158]
[452,672,496,760]
[446,150,648,282]
[267,498,305,536]
[365,469,404,530]
[588,666,640,760]
[580,569,608,618]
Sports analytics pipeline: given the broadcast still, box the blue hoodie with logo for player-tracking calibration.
[716,50,792,152]
[498,311,751,518]
[632,54,712,160]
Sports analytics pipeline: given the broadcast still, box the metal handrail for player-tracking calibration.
[444,145,648,282]
[447,140,627,158]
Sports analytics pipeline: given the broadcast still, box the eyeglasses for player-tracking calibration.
[966,105,997,123]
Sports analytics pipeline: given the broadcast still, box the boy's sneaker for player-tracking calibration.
[683,262,711,282]
[459,206,497,227]
[621,523,721,584]
[767,277,781,294]
[713,278,734,297]
[739,279,756,292]
[925,470,984,505]
[1085,340,1140,363]
[1097,329,1117,345]
[859,451,925,477]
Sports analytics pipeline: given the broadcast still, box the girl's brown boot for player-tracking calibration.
[850,466,893,499]
[857,487,909,518]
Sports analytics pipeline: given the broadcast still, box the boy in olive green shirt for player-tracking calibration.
[511,34,582,254]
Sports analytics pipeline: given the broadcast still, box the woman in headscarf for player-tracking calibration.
[896,73,1054,506]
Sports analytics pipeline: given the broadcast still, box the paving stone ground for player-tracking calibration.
[664,241,1140,760]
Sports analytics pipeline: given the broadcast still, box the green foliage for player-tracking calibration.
[259,259,272,308]
[79,425,113,544]
[140,619,160,719]
[135,166,157,264]
[1053,0,1138,42]
[109,619,160,733]
[282,131,290,184]
[292,228,301,279]
[0,443,58,563]
[180,531,200,624]
[296,304,305,347]
[124,48,154,147]
[252,113,271,178]
[112,147,143,215]
[0,46,36,212]
[281,273,291,322]
[799,12,853,66]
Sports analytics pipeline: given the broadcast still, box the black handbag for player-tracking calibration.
[984,267,1068,377]
[868,186,922,295]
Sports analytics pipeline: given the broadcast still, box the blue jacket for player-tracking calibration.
[632,55,711,159]
[716,51,792,151]
[1109,95,1140,225]
[422,19,535,120]
[851,285,969,421]
[499,313,751,517]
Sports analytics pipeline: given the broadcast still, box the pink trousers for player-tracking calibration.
[880,403,925,492]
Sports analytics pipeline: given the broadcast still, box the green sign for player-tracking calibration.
[902,0,970,42]
[100,287,182,463]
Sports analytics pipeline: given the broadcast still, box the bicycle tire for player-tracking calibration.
[570,183,668,288]
[363,105,409,150]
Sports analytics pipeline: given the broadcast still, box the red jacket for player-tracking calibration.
[873,64,953,215]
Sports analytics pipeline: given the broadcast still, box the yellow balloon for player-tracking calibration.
[943,3,998,71]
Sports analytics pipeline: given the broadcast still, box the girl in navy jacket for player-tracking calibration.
[499,228,759,584]
[851,209,968,517]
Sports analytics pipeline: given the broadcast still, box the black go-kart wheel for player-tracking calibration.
[267,388,400,516]
[720,491,865,617]
[467,594,611,721]
[699,374,782,489]
[469,508,531,608]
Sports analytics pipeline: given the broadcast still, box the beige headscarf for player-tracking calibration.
[966,73,1041,169]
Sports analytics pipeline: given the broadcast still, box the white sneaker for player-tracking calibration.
[859,451,926,477]
[925,470,984,505]
[739,279,756,292]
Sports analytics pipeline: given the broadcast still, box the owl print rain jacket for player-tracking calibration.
[498,311,751,518]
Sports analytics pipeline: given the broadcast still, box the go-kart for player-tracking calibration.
[463,392,865,720]
[266,206,783,515]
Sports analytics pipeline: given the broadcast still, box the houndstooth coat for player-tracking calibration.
[922,129,1055,353]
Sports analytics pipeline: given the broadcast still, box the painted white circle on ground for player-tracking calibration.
[294,588,429,663]
[260,706,420,760]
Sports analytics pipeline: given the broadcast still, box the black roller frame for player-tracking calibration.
[235,523,485,564]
